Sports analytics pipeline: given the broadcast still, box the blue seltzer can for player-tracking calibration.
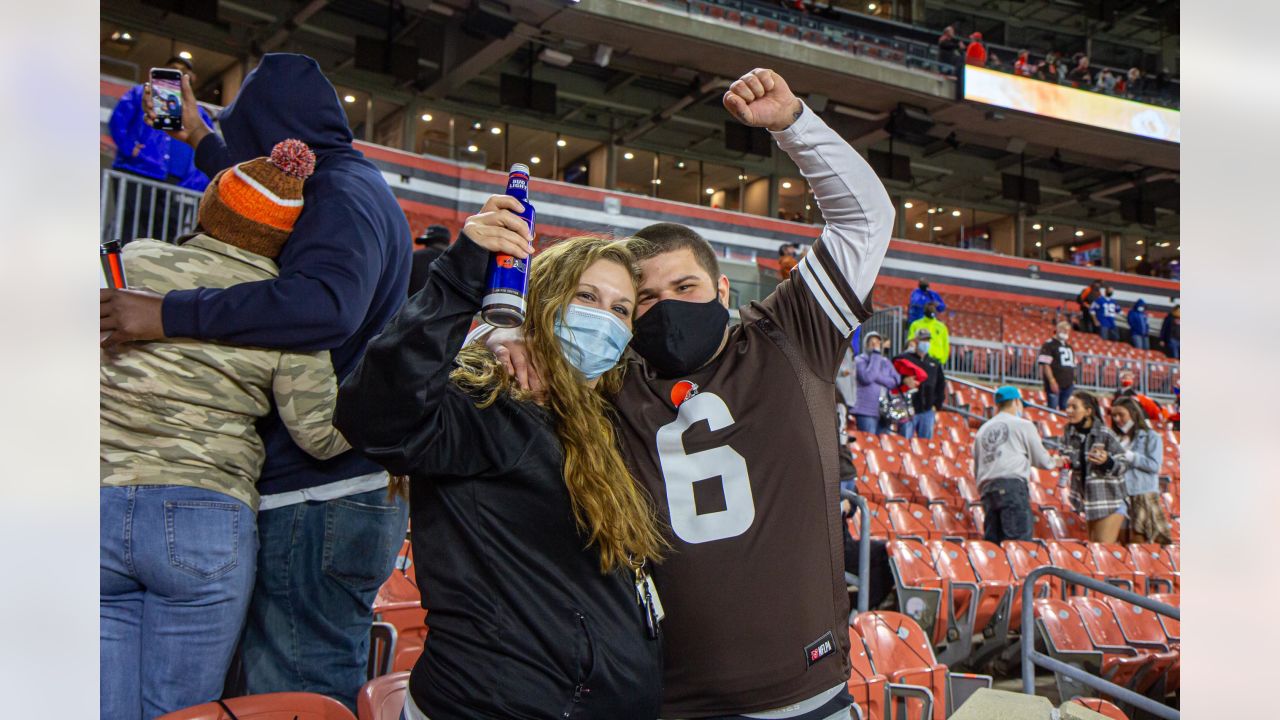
[481,163,536,327]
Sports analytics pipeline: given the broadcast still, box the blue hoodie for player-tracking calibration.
[1092,294,1119,329]
[1127,300,1149,337]
[109,84,213,191]
[161,54,411,496]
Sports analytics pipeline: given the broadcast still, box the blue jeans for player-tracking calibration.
[1167,339,1180,359]
[1099,326,1118,342]
[101,485,258,720]
[1131,334,1149,350]
[854,414,890,435]
[1045,384,1074,411]
[980,478,1033,544]
[912,410,936,439]
[240,487,409,712]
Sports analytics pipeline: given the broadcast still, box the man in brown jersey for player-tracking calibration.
[483,67,894,720]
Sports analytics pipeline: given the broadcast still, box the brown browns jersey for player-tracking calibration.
[611,104,894,717]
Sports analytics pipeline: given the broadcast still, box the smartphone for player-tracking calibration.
[150,67,184,131]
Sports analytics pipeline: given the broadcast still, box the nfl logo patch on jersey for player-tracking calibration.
[804,630,836,667]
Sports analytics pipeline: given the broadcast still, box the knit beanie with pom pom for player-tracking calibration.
[197,138,316,259]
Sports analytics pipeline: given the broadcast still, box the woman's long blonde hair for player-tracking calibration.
[450,235,666,574]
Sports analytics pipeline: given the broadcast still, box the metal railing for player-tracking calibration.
[1021,566,1179,720]
[947,375,1066,417]
[862,305,903,355]
[840,491,872,615]
[101,169,203,244]
[936,336,1178,400]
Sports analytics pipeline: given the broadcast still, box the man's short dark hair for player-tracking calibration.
[997,399,1019,411]
[631,223,721,280]
[166,56,194,73]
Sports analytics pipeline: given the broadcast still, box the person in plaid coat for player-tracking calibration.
[1061,390,1131,543]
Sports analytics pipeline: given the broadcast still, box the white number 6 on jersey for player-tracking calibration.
[656,392,755,544]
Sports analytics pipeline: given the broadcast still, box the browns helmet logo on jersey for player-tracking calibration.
[670,380,699,408]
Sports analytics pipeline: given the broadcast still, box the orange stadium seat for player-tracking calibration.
[929,540,1007,638]
[1065,697,1129,720]
[850,501,893,541]
[1069,597,1170,694]
[854,475,887,505]
[853,612,949,720]
[1046,541,1103,593]
[966,505,986,538]
[917,474,960,509]
[1088,544,1146,594]
[930,505,975,541]
[866,449,905,481]
[1149,594,1181,644]
[887,539,951,646]
[1033,598,1146,693]
[156,693,356,720]
[963,540,1020,631]
[1042,507,1088,541]
[357,672,411,720]
[847,626,889,720]
[877,470,918,505]
[1004,541,1060,600]
[887,503,940,542]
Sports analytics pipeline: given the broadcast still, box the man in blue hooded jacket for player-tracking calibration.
[908,277,947,323]
[1127,299,1150,349]
[99,54,411,712]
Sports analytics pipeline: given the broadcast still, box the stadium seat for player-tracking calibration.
[1032,599,1144,696]
[966,505,986,538]
[854,611,992,720]
[963,540,1020,632]
[1087,544,1146,593]
[1164,544,1179,572]
[865,448,904,479]
[1149,594,1180,643]
[1101,597,1177,656]
[357,672,411,720]
[156,693,357,720]
[1046,541,1104,592]
[918,475,960,509]
[930,505,975,541]
[877,470,918,504]
[1069,597,1170,693]
[1065,697,1129,720]
[929,540,1008,638]
[955,476,982,506]
[1043,507,1087,541]
[847,626,889,720]
[854,475,887,504]
[850,501,892,541]
[1004,541,1060,599]
[887,539,951,647]
[887,503,941,542]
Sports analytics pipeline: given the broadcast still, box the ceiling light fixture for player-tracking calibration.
[904,202,913,209]
[1137,240,1144,245]
[705,187,715,195]
[1135,255,1143,261]
[490,127,502,135]
[927,208,936,214]
[472,122,482,130]
[675,161,686,169]
[1075,230,1085,237]
[343,95,356,103]
[1048,226,1055,231]
[530,156,541,164]
[421,113,433,122]
[782,181,792,189]
[868,3,877,9]
[952,210,961,217]
[914,222,924,229]
[1035,241,1042,247]
[624,152,634,160]
[1032,223,1042,230]
[556,139,567,147]
[652,178,662,184]
[178,51,193,60]
[933,226,943,231]
[467,144,479,152]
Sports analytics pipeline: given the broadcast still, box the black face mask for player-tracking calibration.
[630,297,729,378]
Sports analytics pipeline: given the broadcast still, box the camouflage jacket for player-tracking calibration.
[100,235,350,511]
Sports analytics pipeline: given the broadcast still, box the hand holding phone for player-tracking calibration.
[149,67,185,131]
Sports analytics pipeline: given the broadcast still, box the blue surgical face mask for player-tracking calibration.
[917,341,931,356]
[554,304,633,380]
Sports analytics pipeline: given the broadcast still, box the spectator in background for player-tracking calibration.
[1096,68,1118,94]
[895,329,946,439]
[888,355,925,437]
[836,341,858,428]
[1077,279,1102,333]
[100,141,352,720]
[974,386,1059,544]
[109,56,214,240]
[1092,286,1120,341]
[1127,299,1150,349]
[1062,391,1131,543]
[938,25,963,68]
[853,331,901,434]
[1112,369,1165,427]
[1110,397,1172,545]
[777,242,800,279]
[1126,67,1144,97]
[1038,321,1077,411]
[1160,305,1180,359]
[1014,49,1035,77]
[100,54,411,712]
[407,224,452,296]
[908,277,947,322]
[1067,55,1093,85]
[908,301,950,365]
[1040,50,1062,81]
[965,32,988,67]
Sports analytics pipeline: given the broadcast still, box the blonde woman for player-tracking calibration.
[336,195,665,720]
